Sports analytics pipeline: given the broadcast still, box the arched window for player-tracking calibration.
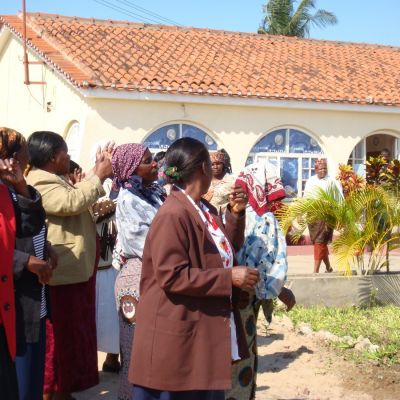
[348,133,400,176]
[247,128,324,198]
[65,121,81,162]
[143,123,217,152]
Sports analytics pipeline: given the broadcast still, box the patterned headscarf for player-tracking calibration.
[210,149,232,173]
[111,143,165,206]
[0,127,26,160]
[111,143,147,191]
[236,161,286,216]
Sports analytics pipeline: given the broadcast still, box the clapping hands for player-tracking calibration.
[93,141,115,182]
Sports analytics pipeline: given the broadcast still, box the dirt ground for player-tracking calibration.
[256,315,400,400]
[76,316,400,399]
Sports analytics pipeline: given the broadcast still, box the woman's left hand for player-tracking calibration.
[228,184,248,214]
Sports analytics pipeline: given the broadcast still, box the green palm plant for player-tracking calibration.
[278,184,400,275]
[258,0,338,37]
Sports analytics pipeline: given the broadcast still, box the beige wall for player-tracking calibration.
[1,34,400,174]
[85,97,400,173]
[0,34,89,155]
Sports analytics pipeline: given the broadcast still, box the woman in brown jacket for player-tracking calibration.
[129,138,260,400]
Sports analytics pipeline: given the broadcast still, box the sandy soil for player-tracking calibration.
[256,315,400,400]
[76,316,400,399]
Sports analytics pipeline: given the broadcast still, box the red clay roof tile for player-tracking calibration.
[1,12,400,106]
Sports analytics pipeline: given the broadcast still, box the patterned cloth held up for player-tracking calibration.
[111,143,147,192]
[237,209,288,300]
[235,161,285,217]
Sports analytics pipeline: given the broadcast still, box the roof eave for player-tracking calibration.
[79,87,400,115]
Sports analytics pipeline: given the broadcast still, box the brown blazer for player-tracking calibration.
[129,188,249,391]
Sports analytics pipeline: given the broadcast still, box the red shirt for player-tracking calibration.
[0,184,17,359]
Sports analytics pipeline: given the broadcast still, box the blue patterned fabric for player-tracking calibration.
[237,207,287,299]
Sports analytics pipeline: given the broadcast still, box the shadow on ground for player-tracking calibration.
[258,345,314,373]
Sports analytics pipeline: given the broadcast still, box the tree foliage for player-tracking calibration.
[277,184,400,275]
[258,0,338,37]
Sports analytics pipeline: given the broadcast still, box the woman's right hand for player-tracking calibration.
[93,146,113,182]
[232,267,259,289]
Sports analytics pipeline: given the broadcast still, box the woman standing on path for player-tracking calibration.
[26,131,113,400]
[129,137,259,400]
[112,143,164,400]
[304,159,342,273]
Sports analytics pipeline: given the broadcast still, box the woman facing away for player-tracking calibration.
[129,137,260,400]
[112,143,164,400]
[225,161,296,400]
[26,131,113,400]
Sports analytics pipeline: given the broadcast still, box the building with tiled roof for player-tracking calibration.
[1,12,400,195]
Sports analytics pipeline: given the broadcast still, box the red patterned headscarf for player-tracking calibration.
[236,161,286,216]
[111,143,147,191]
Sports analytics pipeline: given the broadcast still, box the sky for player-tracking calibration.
[1,0,400,46]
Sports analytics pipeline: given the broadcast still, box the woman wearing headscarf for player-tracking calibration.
[0,127,56,400]
[26,131,113,400]
[112,143,164,400]
[225,161,296,400]
[0,146,49,400]
[204,149,235,209]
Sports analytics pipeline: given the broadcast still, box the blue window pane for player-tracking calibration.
[251,129,286,153]
[302,158,310,168]
[311,158,318,168]
[281,157,298,198]
[182,124,217,150]
[143,124,179,149]
[289,130,323,154]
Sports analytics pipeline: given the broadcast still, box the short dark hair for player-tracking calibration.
[69,160,81,174]
[154,151,166,163]
[164,137,209,184]
[28,131,66,168]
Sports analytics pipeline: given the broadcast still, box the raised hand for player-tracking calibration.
[0,157,30,198]
[228,184,248,215]
[94,146,113,182]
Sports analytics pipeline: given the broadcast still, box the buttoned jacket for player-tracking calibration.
[26,168,105,285]
[130,188,248,391]
[0,184,45,359]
